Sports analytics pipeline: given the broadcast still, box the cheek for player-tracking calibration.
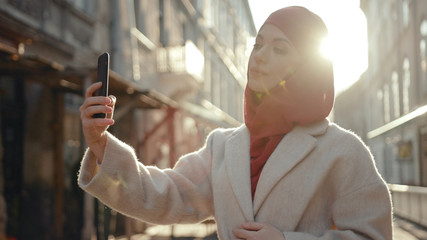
[275,59,299,78]
[271,62,287,78]
[248,52,255,67]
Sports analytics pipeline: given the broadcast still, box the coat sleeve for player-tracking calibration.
[283,130,393,240]
[78,131,215,225]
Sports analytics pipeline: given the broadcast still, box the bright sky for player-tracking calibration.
[248,0,368,95]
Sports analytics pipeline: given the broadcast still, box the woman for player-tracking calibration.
[78,6,393,240]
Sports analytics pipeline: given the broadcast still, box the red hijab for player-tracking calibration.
[244,7,335,198]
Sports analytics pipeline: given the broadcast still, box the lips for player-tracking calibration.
[250,67,267,77]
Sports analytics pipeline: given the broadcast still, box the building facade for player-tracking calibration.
[335,0,427,187]
[0,0,255,239]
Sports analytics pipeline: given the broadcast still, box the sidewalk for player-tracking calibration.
[113,223,218,240]
[112,218,427,240]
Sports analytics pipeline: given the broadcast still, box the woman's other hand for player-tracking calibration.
[231,222,285,240]
[80,82,116,162]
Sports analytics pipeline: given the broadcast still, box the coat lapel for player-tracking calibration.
[223,120,329,220]
[224,126,255,222]
[253,121,328,215]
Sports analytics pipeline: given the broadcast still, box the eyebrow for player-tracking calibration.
[256,34,291,44]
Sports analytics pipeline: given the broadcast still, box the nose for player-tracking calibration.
[253,46,268,63]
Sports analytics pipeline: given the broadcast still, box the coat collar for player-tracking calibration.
[224,119,329,219]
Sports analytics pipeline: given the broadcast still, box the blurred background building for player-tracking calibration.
[336,0,427,187]
[334,0,427,232]
[0,0,255,239]
[3,0,427,239]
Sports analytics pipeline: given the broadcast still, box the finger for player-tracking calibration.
[82,105,113,119]
[85,82,102,99]
[106,108,114,119]
[241,222,264,231]
[106,95,116,119]
[232,228,251,239]
[80,96,111,113]
[82,118,114,128]
[108,95,116,107]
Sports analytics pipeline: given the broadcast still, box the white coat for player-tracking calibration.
[78,119,393,239]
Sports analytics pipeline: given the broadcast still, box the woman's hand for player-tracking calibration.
[80,82,116,162]
[231,222,285,240]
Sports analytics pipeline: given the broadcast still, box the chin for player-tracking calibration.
[247,80,271,92]
[248,84,268,93]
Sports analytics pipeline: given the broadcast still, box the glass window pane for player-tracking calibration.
[421,20,427,36]
[403,0,409,28]
[403,58,411,114]
[392,71,400,118]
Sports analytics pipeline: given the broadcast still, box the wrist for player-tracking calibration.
[89,132,108,163]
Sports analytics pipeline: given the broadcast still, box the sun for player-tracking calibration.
[320,36,334,61]
[313,2,368,94]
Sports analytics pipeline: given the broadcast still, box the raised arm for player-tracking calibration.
[78,130,216,225]
[79,82,116,163]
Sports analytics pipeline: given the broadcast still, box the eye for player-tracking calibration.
[274,47,287,54]
[253,43,262,50]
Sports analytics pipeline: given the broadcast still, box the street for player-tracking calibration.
[110,217,427,240]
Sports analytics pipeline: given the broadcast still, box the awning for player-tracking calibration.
[0,50,178,110]
[0,50,241,127]
[0,36,240,127]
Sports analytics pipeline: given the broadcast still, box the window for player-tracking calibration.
[384,84,391,123]
[402,58,411,114]
[391,3,397,39]
[134,0,147,33]
[421,20,427,95]
[421,40,426,73]
[421,19,427,36]
[402,0,409,28]
[376,89,384,126]
[392,71,400,118]
[204,0,214,28]
[159,0,167,46]
[379,21,388,61]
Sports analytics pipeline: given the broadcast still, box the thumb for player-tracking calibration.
[108,95,116,107]
[106,95,116,119]
[241,222,265,231]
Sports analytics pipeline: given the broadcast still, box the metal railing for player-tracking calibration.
[389,184,427,228]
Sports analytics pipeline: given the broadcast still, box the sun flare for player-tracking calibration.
[249,0,367,94]
[320,36,333,61]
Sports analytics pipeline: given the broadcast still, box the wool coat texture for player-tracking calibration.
[78,119,393,240]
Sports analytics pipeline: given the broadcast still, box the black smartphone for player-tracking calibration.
[93,52,110,118]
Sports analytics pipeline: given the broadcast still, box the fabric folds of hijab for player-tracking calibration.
[244,6,335,199]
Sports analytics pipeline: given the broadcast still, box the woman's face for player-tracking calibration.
[248,24,301,92]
